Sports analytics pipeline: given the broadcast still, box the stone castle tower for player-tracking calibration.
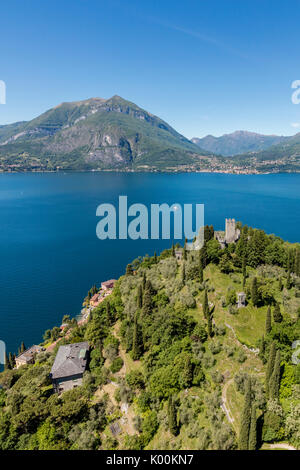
[225,218,240,244]
[214,218,241,248]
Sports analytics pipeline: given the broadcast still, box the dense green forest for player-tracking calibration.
[1,224,300,450]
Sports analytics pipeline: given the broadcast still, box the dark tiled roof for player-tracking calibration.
[16,345,43,361]
[50,341,89,379]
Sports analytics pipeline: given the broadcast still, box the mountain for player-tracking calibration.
[191,130,288,156]
[224,131,300,173]
[2,99,299,174]
[238,131,300,161]
[0,96,211,172]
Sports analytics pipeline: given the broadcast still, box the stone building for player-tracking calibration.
[225,218,240,244]
[214,218,240,248]
[175,249,183,261]
[237,292,246,308]
[15,345,43,369]
[50,341,89,394]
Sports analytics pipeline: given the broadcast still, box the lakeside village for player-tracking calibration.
[12,278,117,393]
[9,219,248,395]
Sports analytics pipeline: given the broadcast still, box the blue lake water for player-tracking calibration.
[0,171,300,355]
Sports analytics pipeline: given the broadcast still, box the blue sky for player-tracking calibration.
[0,0,300,138]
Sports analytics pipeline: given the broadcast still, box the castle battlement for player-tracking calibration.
[215,218,240,247]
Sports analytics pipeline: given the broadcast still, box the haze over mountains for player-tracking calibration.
[191,131,289,156]
[0,96,300,173]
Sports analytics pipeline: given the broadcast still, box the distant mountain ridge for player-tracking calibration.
[0,96,211,172]
[191,130,289,156]
[1,98,300,173]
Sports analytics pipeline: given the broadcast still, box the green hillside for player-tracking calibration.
[0,224,300,450]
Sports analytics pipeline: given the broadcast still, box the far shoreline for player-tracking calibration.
[1,168,300,176]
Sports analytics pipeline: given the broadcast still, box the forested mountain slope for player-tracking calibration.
[0,224,300,450]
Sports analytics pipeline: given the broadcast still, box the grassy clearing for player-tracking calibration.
[225,305,267,348]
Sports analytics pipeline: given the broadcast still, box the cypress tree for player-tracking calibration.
[181,262,186,285]
[251,277,259,307]
[8,352,14,369]
[154,251,157,263]
[239,379,252,450]
[265,341,276,397]
[248,405,257,450]
[269,350,281,400]
[182,355,193,387]
[137,284,143,308]
[4,353,11,370]
[273,303,283,323]
[172,243,175,257]
[168,396,178,435]
[200,243,207,268]
[106,302,113,325]
[295,249,300,277]
[265,306,272,334]
[142,272,146,291]
[203,289,209,320]
[199,258,203,284]
[132,314,143,360]
[286,267,292,290]
[242,255,247,279]
[207,313,213,338]
[183,242,187,261]
[260,335,266,364]
[126,264,133,275]
[142,280,153,316]
[20,341,26,353]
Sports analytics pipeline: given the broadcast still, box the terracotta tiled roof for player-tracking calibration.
[101,279,117,289]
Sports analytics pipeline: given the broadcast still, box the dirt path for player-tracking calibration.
[110,322,136,436]
[221,378,235,424]
[269,443,296,451]
[221,322,262,428]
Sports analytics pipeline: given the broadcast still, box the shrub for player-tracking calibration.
[228,304,238,315]
[215,324,226,336]
[126,370,145,389]
[202,353,216,369]
[208,340,222,355]
[110,357,124,373]
[236,350,247,363]
[114,388,121,403]
[211,370,224,384]
[262,409,285,442]
[224,345,235,357]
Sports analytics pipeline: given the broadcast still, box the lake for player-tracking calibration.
[1,171,300,355]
